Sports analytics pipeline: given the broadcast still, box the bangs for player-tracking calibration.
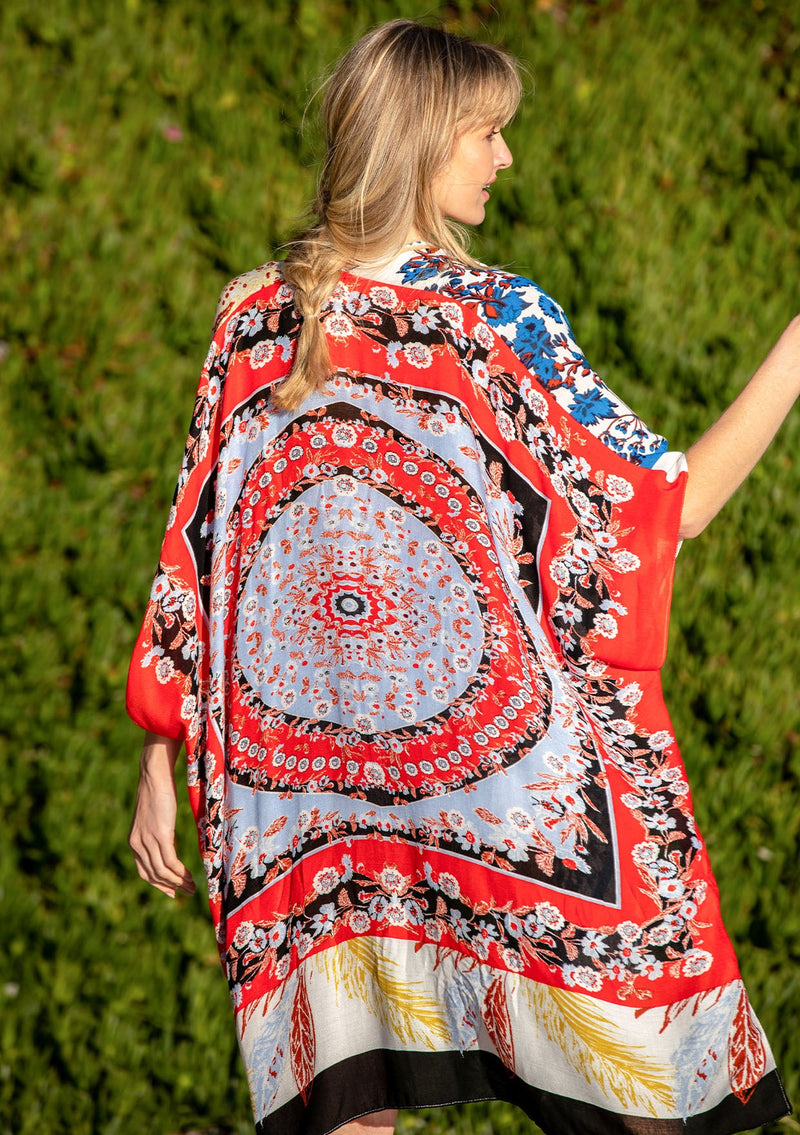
[457,56,523,132]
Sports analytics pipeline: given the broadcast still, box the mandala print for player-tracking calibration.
[128,255,788,1135]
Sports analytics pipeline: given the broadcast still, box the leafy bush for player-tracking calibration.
[1,0,798,1131]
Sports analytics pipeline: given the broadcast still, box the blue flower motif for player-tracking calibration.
[478,283,526,327]
[311,902,337,935]
[398,252,451,284]
[638,441,668,466]
[569,387,617,427]
[537,292,566,323]
[275,335,293,361]
[237,306,264,338]
[516,318,560,385]
[391,248,672,467]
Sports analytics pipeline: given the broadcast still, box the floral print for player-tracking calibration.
[379,245,670,467]
[127,257,787,1135]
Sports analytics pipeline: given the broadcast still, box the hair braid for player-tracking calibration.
[272,225,345,412]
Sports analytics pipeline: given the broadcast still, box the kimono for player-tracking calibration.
[127,246,789,1135]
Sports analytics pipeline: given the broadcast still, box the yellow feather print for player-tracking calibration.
[317,938,450,1049]
[525,983,676,1115]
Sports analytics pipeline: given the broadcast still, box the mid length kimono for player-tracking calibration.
[127,247,789,1135]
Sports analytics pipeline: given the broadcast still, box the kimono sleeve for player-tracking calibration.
[484,273,673,468]
[125,306,230,745]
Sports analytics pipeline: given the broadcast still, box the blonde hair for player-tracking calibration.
[274,19,522,411]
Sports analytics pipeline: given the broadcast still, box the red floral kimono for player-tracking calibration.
[127,255,789,1135]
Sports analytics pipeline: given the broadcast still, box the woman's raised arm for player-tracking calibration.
[679,314,800,539]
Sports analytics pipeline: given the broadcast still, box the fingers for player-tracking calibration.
[129,733,195,899]
[129,828,196,898]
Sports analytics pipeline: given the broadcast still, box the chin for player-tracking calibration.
[452,208,486,226]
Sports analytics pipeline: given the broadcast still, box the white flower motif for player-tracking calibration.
[506,807,534,833]
[440,302,463,328]
[681,949,713,976]
[617,920,641,942]
[525,388,548,419]
[604,474,634,503]
[502,949,525,973]
[631,840,659,865]
[612,549,641,572]
[543,751,567,774]
[313,867,340,894]
[648,730,674,751]
[233,921,255,948]
[535,902,565,930]
[549,559,570,588]
[364,762,384,784]
[331,423,357,447]
[618,682,642,706]
[607,718,636,735]
[594,613,618,638]
[369,286,399,311]
[250,341,275,368]
[403,342,433,368]
[182,695,198,726]
[438,872,460,899]
[647,922,675,947]
[564,965,604,992]
[323,312,355,341]
[296,932,315,958]
[349,910,371,934]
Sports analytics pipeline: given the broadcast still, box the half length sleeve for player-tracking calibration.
[125,291,234,745]
[482,274,674,468]
[126,263,284,748]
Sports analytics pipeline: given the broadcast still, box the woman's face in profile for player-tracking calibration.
[434,125,513,226]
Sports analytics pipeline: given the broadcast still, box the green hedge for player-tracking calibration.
[1,1,798,1131]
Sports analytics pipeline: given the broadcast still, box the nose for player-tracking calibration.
[495,133,513,170]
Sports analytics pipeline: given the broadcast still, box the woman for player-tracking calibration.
[127,19,798,1135]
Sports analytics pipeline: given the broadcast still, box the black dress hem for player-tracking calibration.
[255,1048,791,1135]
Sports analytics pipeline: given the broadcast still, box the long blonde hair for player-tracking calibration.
[274,19,522,411]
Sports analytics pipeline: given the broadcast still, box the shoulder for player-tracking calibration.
[473,264,569,322]
[212,261,287,334]
[429,253,570,325]
[430,258,573,339]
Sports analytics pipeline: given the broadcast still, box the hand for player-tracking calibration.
[128,731,196,898]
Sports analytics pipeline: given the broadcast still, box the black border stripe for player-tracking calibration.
[255,1048,790,1135]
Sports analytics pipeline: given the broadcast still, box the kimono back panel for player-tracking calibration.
[127,265,789,1135]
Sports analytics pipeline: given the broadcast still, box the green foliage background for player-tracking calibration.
[1,0,798,1132]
